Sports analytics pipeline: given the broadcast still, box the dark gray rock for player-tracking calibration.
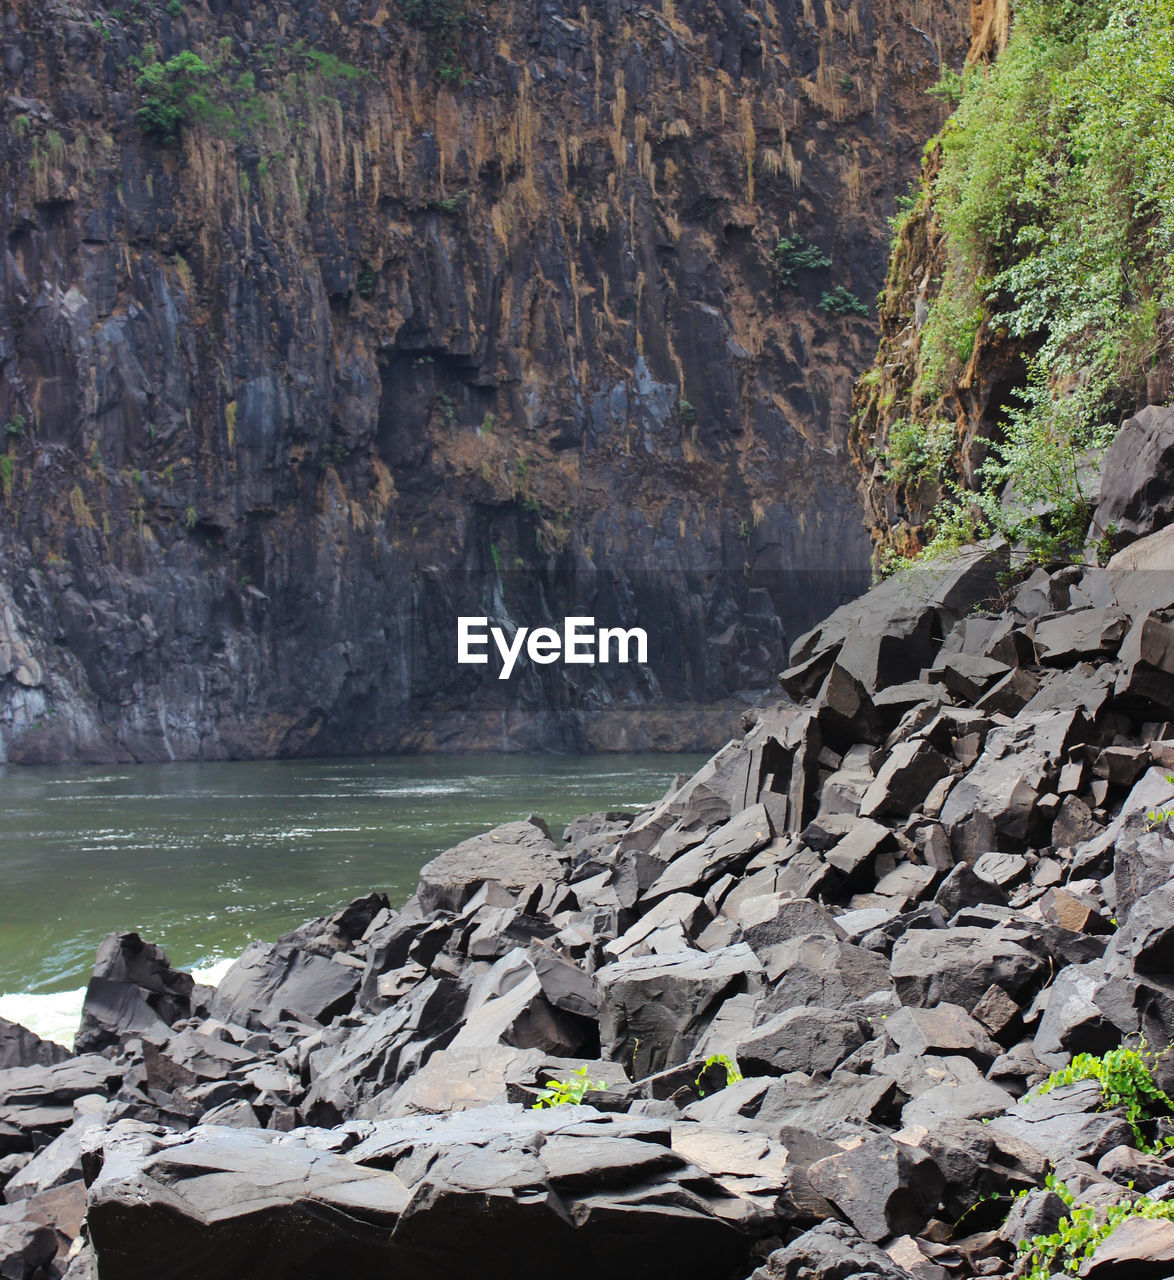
[75,932,193,1054]
[890,927,1046,1013]
[416,818,568,914]
[757,936,894,1010]
[737,1008,869,1078]
[749,1219,912,1279]
[1092,403,1174,547]
[86,1108,759,1280]
[990,1080,1134,1163]
[1097,1144,1174,1194]
[1033,962,1118,1056]
[1082,1216,1174,1279]
[900,1078,1012,1129]
[642,805,774,904]
[997,1187,1068,1246]
[882,1004,1001,1067]
[807,1135,941,1242]
[933,864,1009,917]
[754,1074,898,1135]
[0,1221,57,1280]
[859,741,951,820]
[919,1118,1047,1219]
[208,940,361,1031]
[0,1019,70,1072]
[596,945,763,1078]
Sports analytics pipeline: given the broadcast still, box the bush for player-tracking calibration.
[819,285,870,317]
[911,0,1174,560]
[136,49,216,139]
[531,1065,606,1108]
[769,234,831,287]
[1035,1042,1174,1152]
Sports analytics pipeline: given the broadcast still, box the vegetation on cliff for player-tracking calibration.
[855,0,1174,569]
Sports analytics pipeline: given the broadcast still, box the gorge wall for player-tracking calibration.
[0,0,968,762]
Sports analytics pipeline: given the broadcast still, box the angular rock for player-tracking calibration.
[990,1080,1133,1163]
[643,805,774,905]
[596,945,763,1078]
[807,1135,940,1242]
[75,932,193,1054]
[882,1004,1001,1067]
[1092,403,1174,546]
[750,1219,912,1280]
[209,941,361,1031]
[756,936,894,1011]
[859,741,951,820]
[737,1007,869,1078]
[1083,1216,1174,1279]
[416,818,568,914]
[890,927,1045,1013]
[0,1020,70,1072]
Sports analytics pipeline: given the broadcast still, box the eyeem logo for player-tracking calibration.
[457,616,649,680]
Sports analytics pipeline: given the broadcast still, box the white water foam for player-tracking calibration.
[0,956,237,1050]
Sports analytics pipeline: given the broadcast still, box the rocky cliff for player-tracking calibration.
[0,0,968,762]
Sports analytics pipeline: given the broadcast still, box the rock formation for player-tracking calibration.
[1,419,1173,1279]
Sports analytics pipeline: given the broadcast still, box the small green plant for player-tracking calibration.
[695,1053,742,1097]
[819,285,870,317]
[1018,1176,1174,1280]
[167,0,184,15]
[136,49,216,140]
[438,188,469,214]
[1146,773,1174,827]
[356,263,378,299]
[1035,1042,1174,1153]
[434,390,456,424]
[531,1065,606,1108]
[185,505,198,529]
[679,398,696,425]
[881,418,955,486]
[3,414,27,436]
[480,411,495,434]
[769,234,831,287]
[0,455,13,499]
[489,542,502,572]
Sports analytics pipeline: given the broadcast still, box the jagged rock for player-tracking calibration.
[208,940,361,1031]
[881,1004,1001,1067]
[643,805,774,904]
[0,1221,57,1280]
[416,818,568,914]
[933,865,1009,916]
[990,1080,1133,1162]
[900,1078,1012,1129]
[890,927,1045,1013]
[596,945,763,1077]
[0,1020,70,1072]
[1097,1145,1173,1194]
[997,1187,1068,1245]
[859,741,951,820]
[737,1007,869,1078]
[807,1135,940,1242]
[756,936,894,1010]
[824,819,895,886]
[735,896,845,962]
[1030,609,1128,665]
[1082,1216,1174,1278]
[919,1118,1047,1221]
[86,1108,758,1280]
[1033,962,1117,1056]
[2,1110,104,1202]
[0,1057,122,1144]
[749,1219,913,1279]
[1092,403,1174,546]
[75,932,193,1054]
[754,1074,898,1135]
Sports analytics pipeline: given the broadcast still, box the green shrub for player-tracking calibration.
[356,263,378,299]
[3,414,26,436]
[136,49,217,139]
[819,285,870,317]
[769,234,831,287]
[531,1065,606,1108]
[1018,1175,1174,1280]
[910,0,1174,560]
[694,1053,742,1097]
[881,418,955,485]
[1035,1042,1174,1152]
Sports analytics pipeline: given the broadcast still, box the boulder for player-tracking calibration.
[1083,1216,1174,1279]
[749,1219,913,1279]
[595,945,763,1078]
[208,940,361,1031]
[85,1109,758,1280]
[75,932,193,1053]
[416,818,568,914]
[736,1008,869,1078]
[0,1221,57,1280]
[889,927,1045,1013]
[756,936,894,1010]
[990,1080,1133,1163]
[642,805,774,904]
[807,1135,941,1242]
[881,1004,1001,1067]
[859,742,951,821]
[1092,403,1174,546]
[0,1020,70,1072]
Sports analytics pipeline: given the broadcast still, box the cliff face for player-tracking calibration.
[0,0,967,763]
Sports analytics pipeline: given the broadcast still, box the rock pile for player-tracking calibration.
[3,523,1174,1277]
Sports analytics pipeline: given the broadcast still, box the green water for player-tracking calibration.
[0,754,706,997]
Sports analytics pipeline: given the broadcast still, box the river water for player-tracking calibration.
[0,753,706,1045]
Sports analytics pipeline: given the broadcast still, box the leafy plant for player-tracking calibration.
[4,414,27,436]
[531,1065,606,1108]
[185,505,198,529]
[819,285,870,317]
[695,1053,742,1098]
[356,263,378,299]
[1035,1042,1174,1153]
[1146,773,1174,827]
[0,455,13,499]
[136,49,217,140]
[881,418,955,485]
[1018,1175,1174,1280]
[769,234,831,287]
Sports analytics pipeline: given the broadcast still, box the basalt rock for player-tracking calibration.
[75,932,193,1054]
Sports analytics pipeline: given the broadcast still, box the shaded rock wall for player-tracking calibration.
[0,0,968,761]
